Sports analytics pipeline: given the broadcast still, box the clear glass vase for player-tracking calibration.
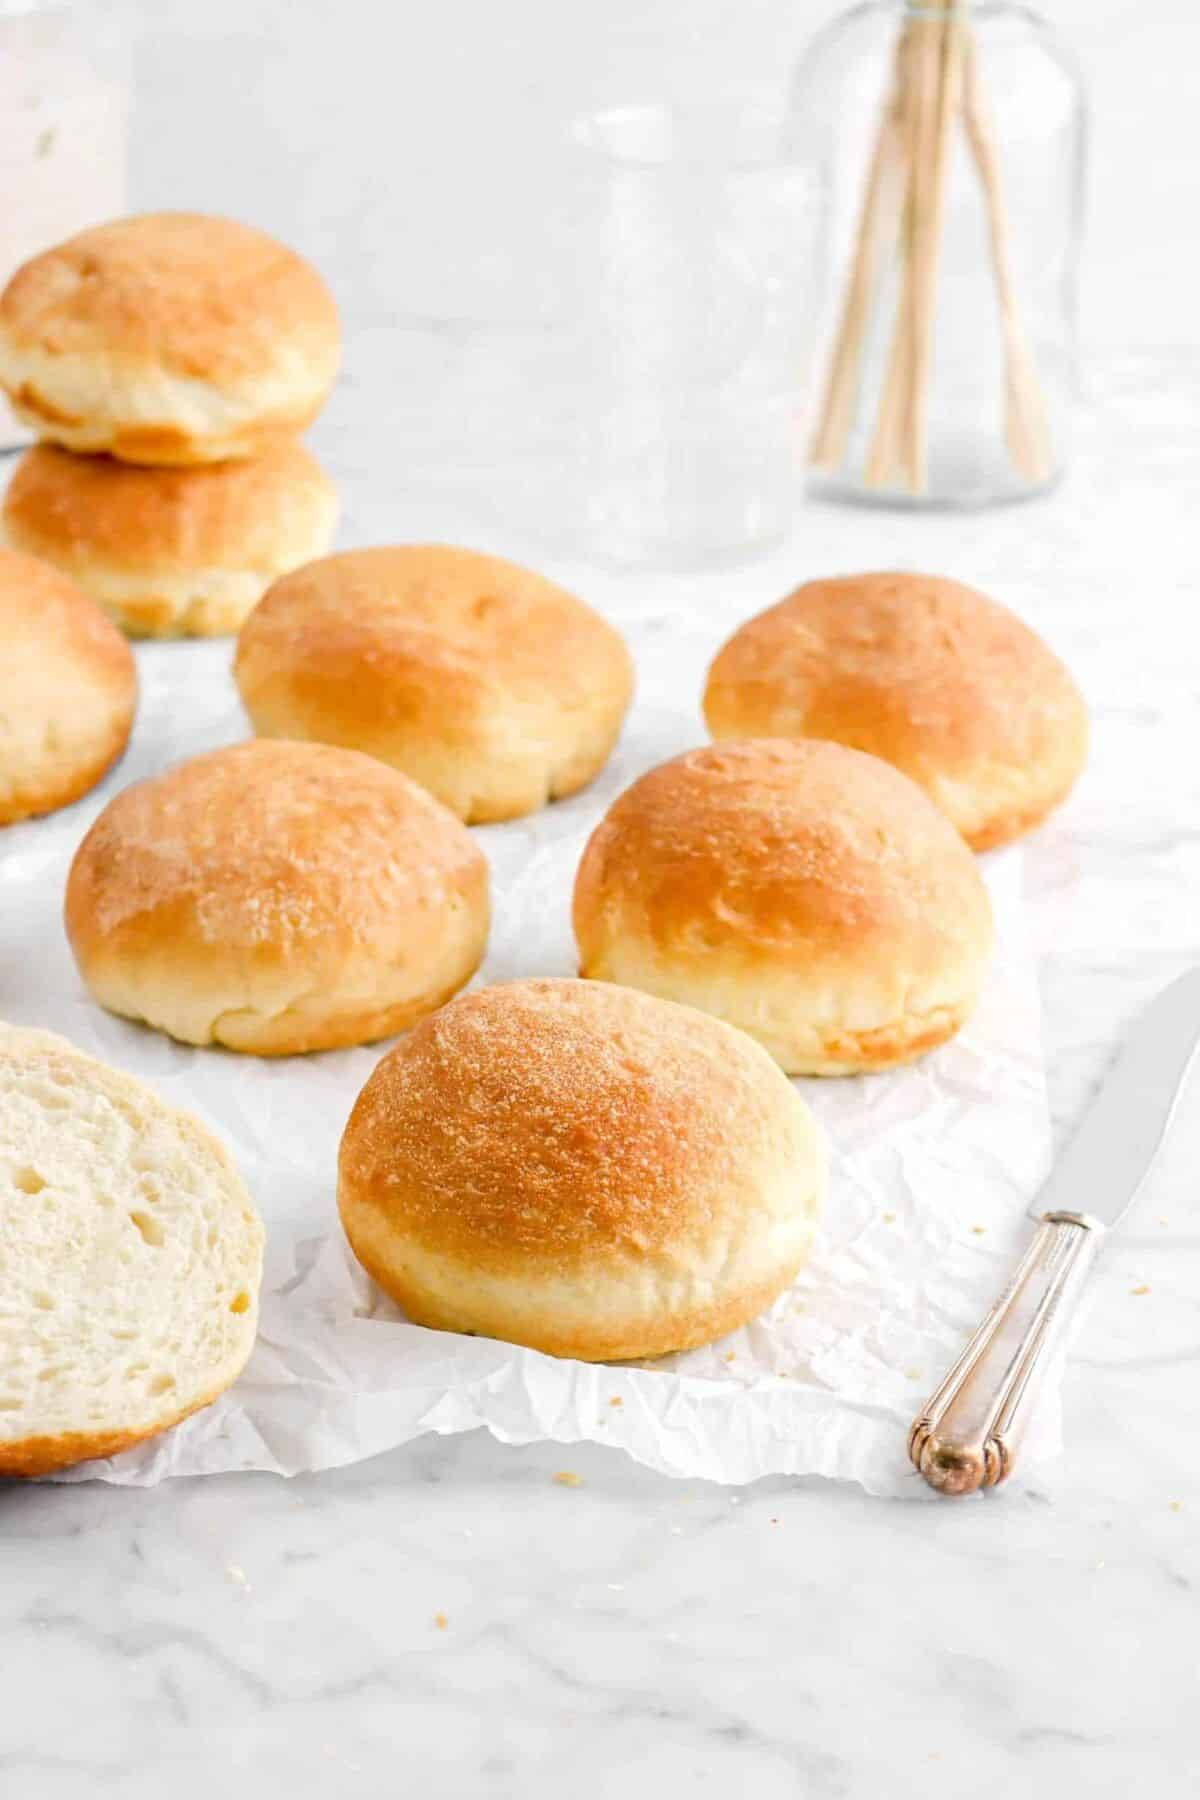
[556,100,818,566]
[791,0,1086,508]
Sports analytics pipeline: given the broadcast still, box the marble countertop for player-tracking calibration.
[3,345,1198,1796]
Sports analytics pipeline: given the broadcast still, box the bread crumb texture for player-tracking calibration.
[0,1023,263,1477]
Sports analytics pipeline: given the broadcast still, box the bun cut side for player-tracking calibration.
[0,1024,263,1478]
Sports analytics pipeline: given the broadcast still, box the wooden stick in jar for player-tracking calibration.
[865,17,926,488]
[809,89,907,471]
[960,30,1055,482]
[905,0,966,493]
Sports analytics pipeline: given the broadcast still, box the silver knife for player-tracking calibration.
[909,967,1200,1495]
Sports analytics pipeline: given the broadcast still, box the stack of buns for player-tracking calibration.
[0,213,340,638]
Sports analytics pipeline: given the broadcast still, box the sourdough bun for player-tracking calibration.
[234,544,634,823]
[0,547,136,825]
[65,740,489,1055]
[573,739,993,1075]
[338,978,826,1361]
[2,442,338,638]
[0,213,340,464]
[0,1022,263,1478]
[704,570,1088,851]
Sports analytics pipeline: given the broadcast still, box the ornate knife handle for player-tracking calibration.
[909,1211,1103,1495]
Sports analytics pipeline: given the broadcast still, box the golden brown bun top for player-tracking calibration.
[573,738,991,965]
[66,739,483,952]
[0,545,134,689]
[4,442,336,570]
[339,977,811,1276]
[704,570,1087,797]
[241,543,634,701]
[0,213,340,384]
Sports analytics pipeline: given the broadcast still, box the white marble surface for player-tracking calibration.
[3,348,1197,1800]
[3,2,1200,1791]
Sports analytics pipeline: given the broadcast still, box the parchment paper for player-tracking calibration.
[1,629,1053,1497]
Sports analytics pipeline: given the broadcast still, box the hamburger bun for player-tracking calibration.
[0,213,340,464]
[235,544,634,823]
[3,442,338,638]
[0,547,136,825]
[65,740,489,1055]
[573,739,994,1075]
[338,978,826,1361]
[704,571,1088,851]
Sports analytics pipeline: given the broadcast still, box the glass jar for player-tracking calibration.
[790,0,1086,508]
[0,1,130,450]
[553,100,818,567]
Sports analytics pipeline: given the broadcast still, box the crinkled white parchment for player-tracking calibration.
[1,629,1052,1497]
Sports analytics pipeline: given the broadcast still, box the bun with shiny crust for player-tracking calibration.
[0,213,340,464]
[704,570,1088,851]
[338,978,826,1361]
[235,544,634,823]
[0,547,136,825]
[65,740,489,1055]
[573,738,993,1075]
[3,442,337,638]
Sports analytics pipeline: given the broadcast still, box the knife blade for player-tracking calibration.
[1031,965,1200,1228]
[910,967,1200,1494]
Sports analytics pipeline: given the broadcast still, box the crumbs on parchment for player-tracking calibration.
[553,1470,583,1487]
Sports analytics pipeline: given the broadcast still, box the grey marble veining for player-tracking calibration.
[1,1428,1197,1797]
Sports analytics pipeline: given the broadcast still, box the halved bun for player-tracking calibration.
[0,1023,263,1478]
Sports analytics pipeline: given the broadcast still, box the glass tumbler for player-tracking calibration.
[0,0,130,450]
[560,102,817,567]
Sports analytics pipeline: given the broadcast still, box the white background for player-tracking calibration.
[127,0,1198,351]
